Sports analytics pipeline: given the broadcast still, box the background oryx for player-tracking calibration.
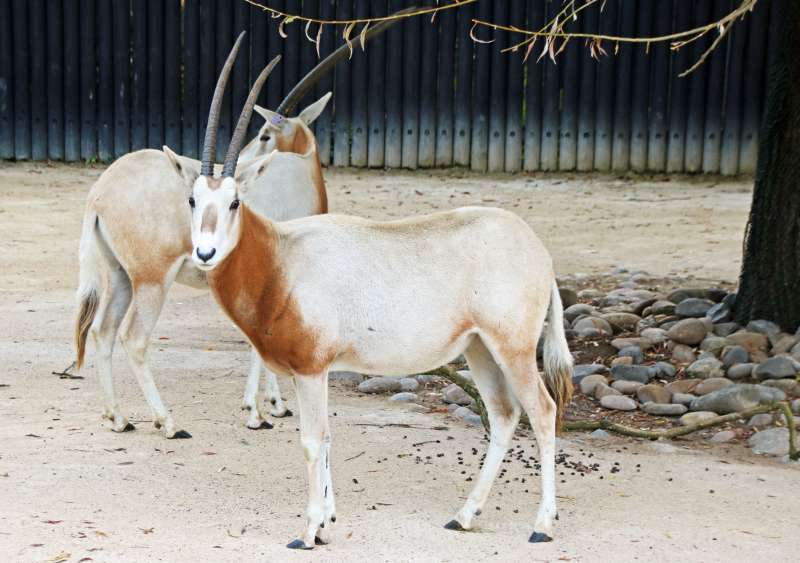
[74,33,331,438]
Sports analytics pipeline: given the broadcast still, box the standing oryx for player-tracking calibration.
[74,32,333,438]
[182,32,574,549]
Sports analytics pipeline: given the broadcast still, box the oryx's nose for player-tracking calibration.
[196,247,216,263]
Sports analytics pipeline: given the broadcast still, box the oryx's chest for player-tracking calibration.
[210,275,335,377]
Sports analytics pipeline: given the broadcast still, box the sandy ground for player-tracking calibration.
[1,161,797,563]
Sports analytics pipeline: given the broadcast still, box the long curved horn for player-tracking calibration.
[276,6,418,116]
[201,31,247,177]
[222,56,282,178]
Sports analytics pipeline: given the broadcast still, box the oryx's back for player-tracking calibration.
[274,206,555,374]
[279,206,553,294]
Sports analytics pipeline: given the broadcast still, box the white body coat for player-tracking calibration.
[190,189,574,548]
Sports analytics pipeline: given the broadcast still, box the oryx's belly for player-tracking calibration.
[328,310,481,377]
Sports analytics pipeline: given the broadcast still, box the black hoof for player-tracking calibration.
[444,520,465,531]
[169,430,192,439]
[287,539,312,550]
[122,422,136,432]
[529,531,553,543]
[283,409,294,417]
[475,509,482,516]
[314,536,328,546]
[249,420,274,430]
[153,420,162,429]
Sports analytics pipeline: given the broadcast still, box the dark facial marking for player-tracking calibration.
[201,205,218,233]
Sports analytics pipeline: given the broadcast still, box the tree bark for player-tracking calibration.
[736,0,800,331]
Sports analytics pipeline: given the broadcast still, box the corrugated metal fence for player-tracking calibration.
[0,0,783,174]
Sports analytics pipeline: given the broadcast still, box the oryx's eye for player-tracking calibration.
[188,197,195,209]
[229,198,240,211]
[260,134,270,142]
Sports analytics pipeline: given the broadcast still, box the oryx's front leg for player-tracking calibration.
[242,347,273,429]
[287,373,334,550]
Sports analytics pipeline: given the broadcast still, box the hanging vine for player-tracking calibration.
[247,0,759,76]
[244,0,477,59]
[470,0,759,76]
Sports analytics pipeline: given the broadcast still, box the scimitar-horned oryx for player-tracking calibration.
[182,36,575,549]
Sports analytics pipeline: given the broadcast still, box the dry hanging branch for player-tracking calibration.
[472,0,759,76]
[244,0,476,58]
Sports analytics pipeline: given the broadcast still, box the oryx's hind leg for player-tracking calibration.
[242,347,273,429]
[92,262,133,432]
[498,350,558,543]
[264,366,291,417]
[242,348,291,429]
[445,336,521,532]
[118,275,190,439]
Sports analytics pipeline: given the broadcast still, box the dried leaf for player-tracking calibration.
[315,24,324,59]
[589,38,607,60]
[469,23,495,45]
[522,39,537,63]
[343,22,356,59]
[43,519,63,525]
[46,553,70,563]
[537,37,550,63]
[304,20,315,44]
[359,22,370,52]
[554,36,569,59]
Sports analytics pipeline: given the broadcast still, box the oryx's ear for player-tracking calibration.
[235,149,278,187]
[254,105,289,132]
[297,92,331,126]
[163,146,199,188]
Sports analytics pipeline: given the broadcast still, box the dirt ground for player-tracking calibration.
[1,161,797,563]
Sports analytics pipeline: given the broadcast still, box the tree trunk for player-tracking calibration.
[736,0,800,332]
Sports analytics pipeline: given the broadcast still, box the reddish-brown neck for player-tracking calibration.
[207,205,281,336]
[206,205,331,375]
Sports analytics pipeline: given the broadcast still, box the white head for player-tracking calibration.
[239,92,331,162]
[188,175,240,269]
[163,32,279,270]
